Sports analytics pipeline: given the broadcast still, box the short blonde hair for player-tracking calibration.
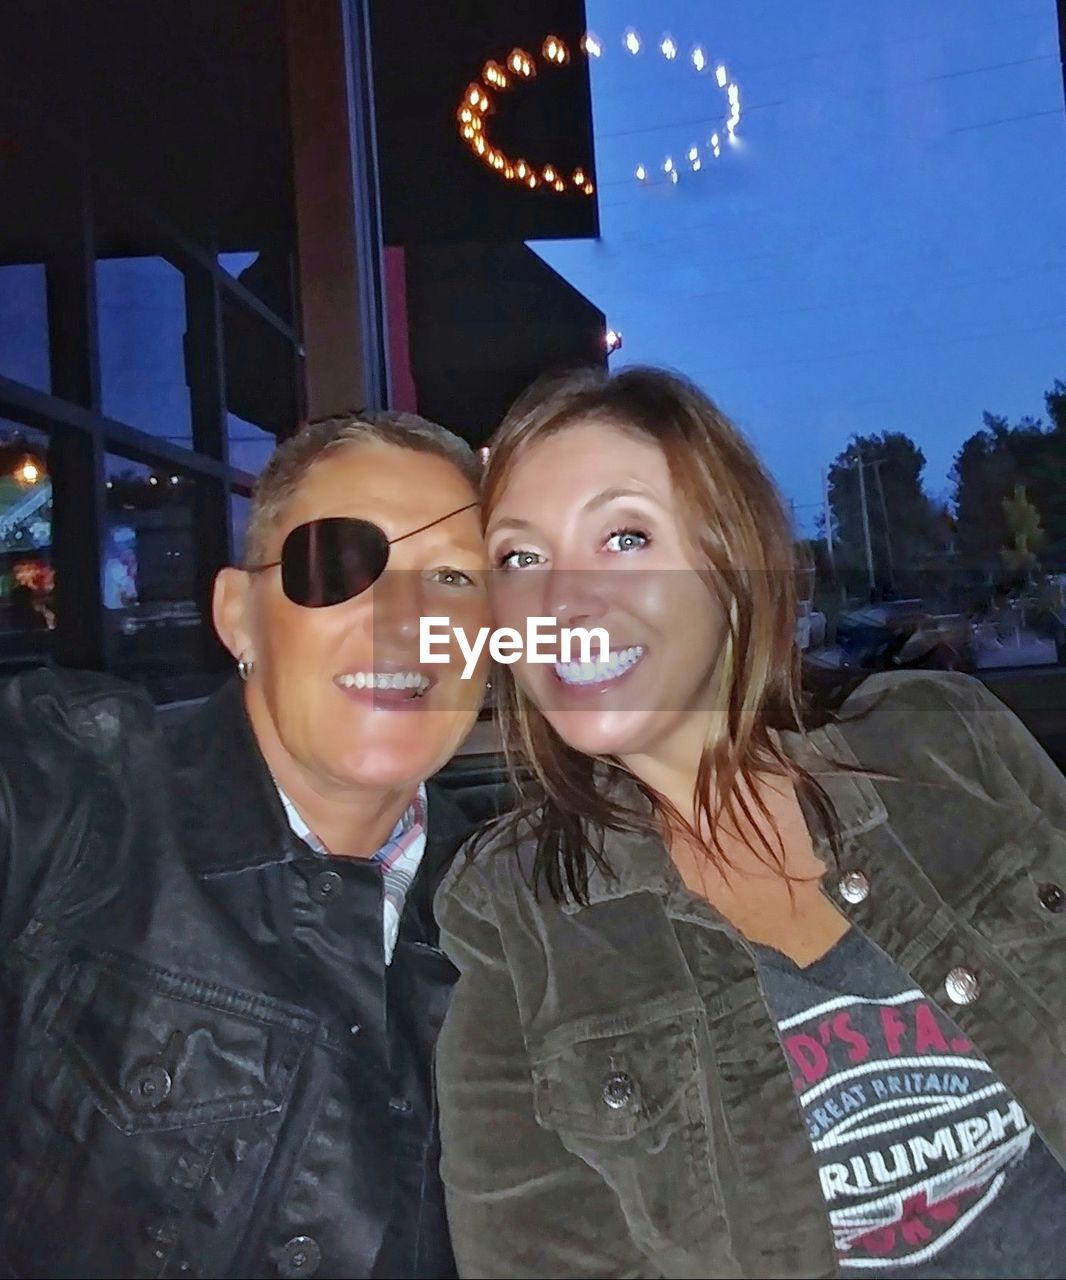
[243,410,479,566]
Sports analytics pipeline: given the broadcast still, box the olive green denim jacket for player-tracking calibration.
[434,671,1066,1279]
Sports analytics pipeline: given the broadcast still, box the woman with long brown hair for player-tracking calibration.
[435,366,1066,1279]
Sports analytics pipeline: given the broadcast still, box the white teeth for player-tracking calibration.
[554,646,645,686]
[335,671,430,694]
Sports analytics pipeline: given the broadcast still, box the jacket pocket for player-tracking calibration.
[52,956,303,1133]
[529,996,718,1251]
[5,954,307,1276]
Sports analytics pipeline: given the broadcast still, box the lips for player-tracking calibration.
[335,671,431,695]
[333,669,436,708]
[553,645,645,688]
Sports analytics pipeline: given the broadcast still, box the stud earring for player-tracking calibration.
[237,655,255,682]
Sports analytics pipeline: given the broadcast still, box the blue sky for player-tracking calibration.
[531,0,1066,532]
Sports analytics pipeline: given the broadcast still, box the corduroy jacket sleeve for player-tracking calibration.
[434,852,661,1280]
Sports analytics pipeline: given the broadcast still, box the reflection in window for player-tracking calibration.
[217,247,292,323]
[0,419,54,671]
[97,257,193,445]
[224,303,296,474]
[104,453,203,691]
[228,413,277,476]
[0,265,50,392]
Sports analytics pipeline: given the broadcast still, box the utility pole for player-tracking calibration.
[821,467,836,578]
[856,443,876,595]
[871,459,896,591]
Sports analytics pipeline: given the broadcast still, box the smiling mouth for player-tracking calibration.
[553,646,645,687]
[334,671,433,698]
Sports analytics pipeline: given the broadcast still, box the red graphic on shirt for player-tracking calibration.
[778,991,1032,1269]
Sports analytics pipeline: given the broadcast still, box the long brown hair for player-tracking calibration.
[480,364,842,903]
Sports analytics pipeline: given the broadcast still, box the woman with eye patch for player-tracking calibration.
[435,366,1066,1279]
[0,412,492,1278]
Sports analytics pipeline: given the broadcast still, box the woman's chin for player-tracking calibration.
[545,708,656,760]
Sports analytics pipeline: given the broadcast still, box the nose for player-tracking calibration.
[370,569,423,645]
[543,568,610,633]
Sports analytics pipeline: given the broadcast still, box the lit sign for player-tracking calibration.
[456,30,743,195]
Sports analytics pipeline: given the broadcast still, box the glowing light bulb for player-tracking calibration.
[716,64,728,87]
[461,125,475,140]
[688,146,699,162]
[670,169,679,184]
[554,179,565,192]
[543,36,568,64]
[478,92,489,111]
[459,107,473,123]
[582,33,602,58]
[624,28,641,55]
[605,328,623,353]
[468,85,481,105]
[543,164,556,182]
[149,475,159,486]
[14,458,40,485]
[573,168,586,186]
[660,35,677,60]
[635,164,647,181]
[527,174,538,188]
[515,159,528,179]
[663,156,674,173]
[692,157,702,171]
[692,46,706,72]
[583,182,594,195]
[474,135,486,155]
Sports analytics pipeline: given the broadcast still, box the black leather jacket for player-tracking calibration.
[0,668,475,1279]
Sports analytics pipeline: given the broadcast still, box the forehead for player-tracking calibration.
[495,418,671,512]
[275,441,479,545]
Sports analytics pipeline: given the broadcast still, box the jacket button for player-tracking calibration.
[126,1062,172,1110]
[309,870,343,904]
[1038,882,1066,913]
[277,1235,321,1278]
[602,1071,635,1109]
[944,966,980,1005]
[838,870,870,905]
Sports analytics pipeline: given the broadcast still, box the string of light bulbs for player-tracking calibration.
[457,29,742,195]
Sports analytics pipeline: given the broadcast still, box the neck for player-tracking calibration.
[244,686,415,858]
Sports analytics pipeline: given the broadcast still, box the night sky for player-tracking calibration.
[532,0,1066,532]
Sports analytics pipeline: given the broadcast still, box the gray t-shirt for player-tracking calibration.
[755,928,1066,1278]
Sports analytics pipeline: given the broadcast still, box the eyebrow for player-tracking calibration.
[490,485,658,536]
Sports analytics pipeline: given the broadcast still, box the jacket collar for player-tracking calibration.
[166,678,477,906]
[562,722,888,914]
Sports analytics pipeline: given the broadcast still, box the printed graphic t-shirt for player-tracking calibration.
[755,929,1066,1277]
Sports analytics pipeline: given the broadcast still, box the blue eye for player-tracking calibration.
[497,549,544,570]
[604,529,649,553]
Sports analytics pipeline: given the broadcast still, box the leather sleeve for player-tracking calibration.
[0,668,150,945]
[434,856,661,1280]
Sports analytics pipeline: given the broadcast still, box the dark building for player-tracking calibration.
[0,0,605,700]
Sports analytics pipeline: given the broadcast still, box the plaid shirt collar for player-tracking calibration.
[274,783,427,964]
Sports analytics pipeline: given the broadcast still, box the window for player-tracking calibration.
[0,265,50,393]
[96,255,194,446]
[103,453,206,694]
[0,421,54,672]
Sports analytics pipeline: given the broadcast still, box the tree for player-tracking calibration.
[952,393,1066,573]
[827,432,945,597]
[1001,483,1044,577]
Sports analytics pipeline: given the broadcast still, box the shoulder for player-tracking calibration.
[435,808,542,933]
[0,666,157,762]
[828,669,1062,815]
